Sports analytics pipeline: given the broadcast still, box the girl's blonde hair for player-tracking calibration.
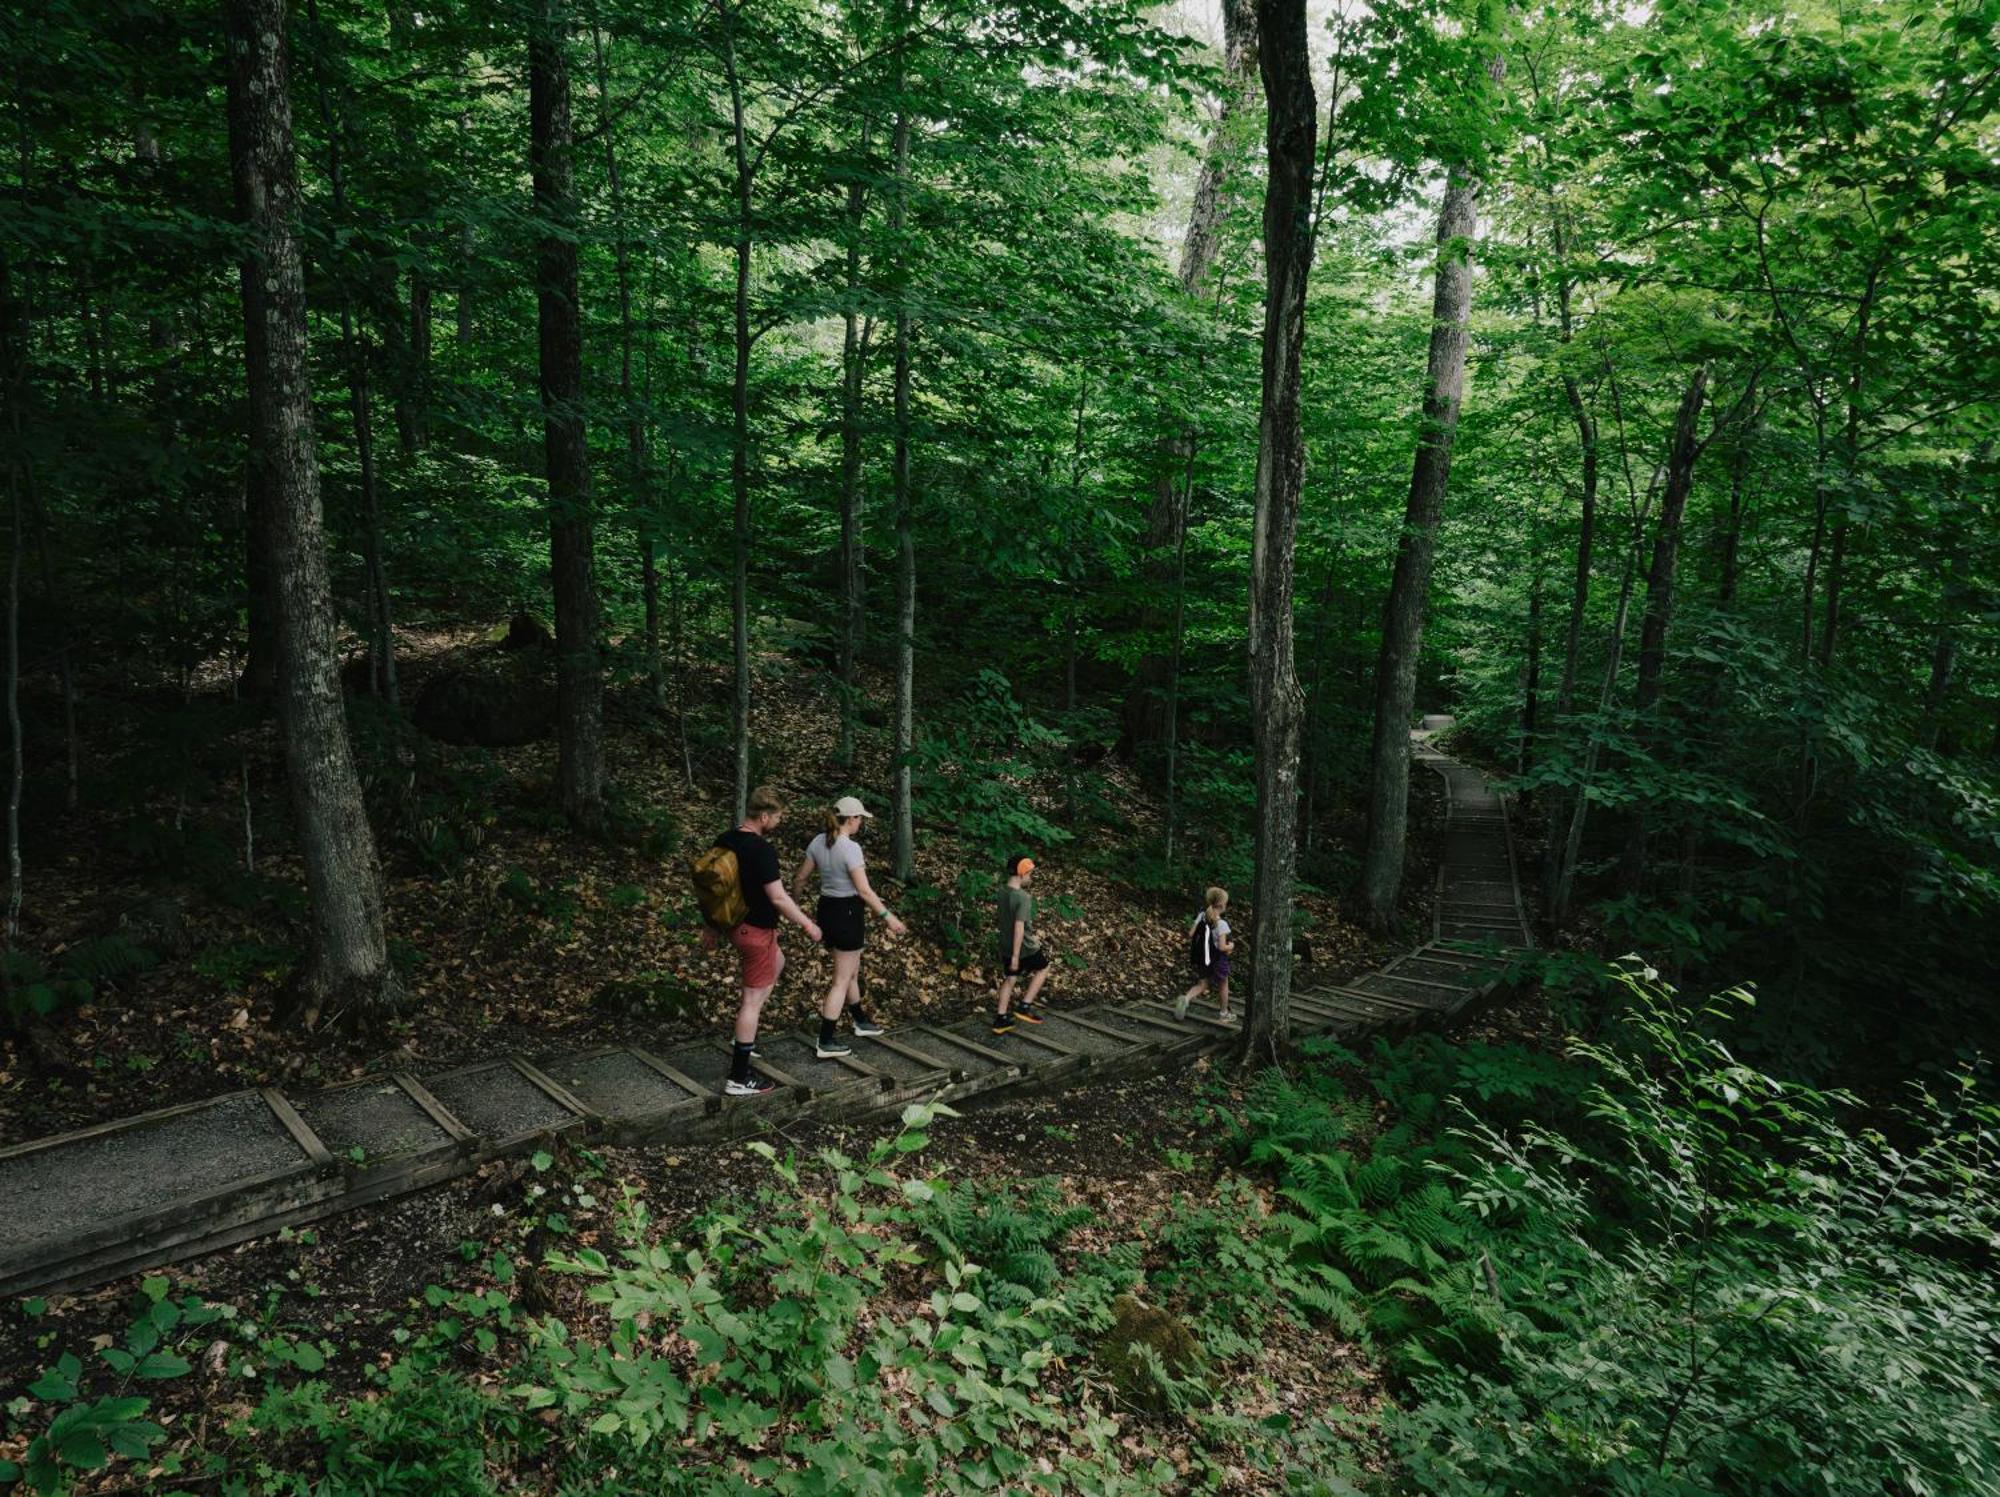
[823,807,846,848]
[1204,886,1228,922]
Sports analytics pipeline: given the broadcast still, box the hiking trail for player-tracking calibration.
[0,726,1529,1297]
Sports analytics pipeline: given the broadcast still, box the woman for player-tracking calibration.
[791,795,906,1057]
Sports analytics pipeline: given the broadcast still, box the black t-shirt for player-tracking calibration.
[714,828,781,928]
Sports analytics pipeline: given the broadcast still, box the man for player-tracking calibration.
[706,785,821,1096]
[993,853,1050,1035]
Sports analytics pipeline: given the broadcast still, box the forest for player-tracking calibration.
[2,0,1997,1491]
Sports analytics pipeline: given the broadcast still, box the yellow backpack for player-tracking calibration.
[690,843,749,931]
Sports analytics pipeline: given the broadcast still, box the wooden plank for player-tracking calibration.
[0,1090,259,1164]
[259,1087,334,1170]
[1323,983,1435,1015]
[1369,965,1476,994]
[393,1072,478,1146]
[508,1056,596,1122]
[911,1024,1020,1071]
[1055,1009,1163,1052]
[627,1048,721,1110]
[853,1030,961,1078]
[994,1021,1093,1061]
[2,1157,325,1292]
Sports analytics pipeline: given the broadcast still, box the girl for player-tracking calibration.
[791,796,907,1058]
[1175,886,1235,1023]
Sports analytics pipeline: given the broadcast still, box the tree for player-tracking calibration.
[1358,49,1506,934]
[1240,0,1316,1064]
[530,0,606,832]
[223,0,398,1022]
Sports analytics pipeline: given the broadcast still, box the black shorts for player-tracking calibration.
[1001,946,1048,977]
[818,895,866,953]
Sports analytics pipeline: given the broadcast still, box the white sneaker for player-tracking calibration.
[724,1075,778,1097]
[1173,992,1191,1020]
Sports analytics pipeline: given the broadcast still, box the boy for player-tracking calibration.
[704,785,821,1095]
[993,854,1050,1035]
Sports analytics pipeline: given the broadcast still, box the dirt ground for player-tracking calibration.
[0,628,1435,1143]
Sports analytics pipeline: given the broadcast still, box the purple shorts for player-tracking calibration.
[1209,953,1231,988]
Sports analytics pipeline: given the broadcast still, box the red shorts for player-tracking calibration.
[730,923,781,989]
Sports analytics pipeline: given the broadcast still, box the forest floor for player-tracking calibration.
[0,986,1557,1494]
[0,625,1477,1489]
[0,621,1428,1142]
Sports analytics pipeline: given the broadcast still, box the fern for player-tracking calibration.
[60,935,157,989]
[918,1177,1093,1309]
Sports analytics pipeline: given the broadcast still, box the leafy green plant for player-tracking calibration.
[512,1103,1163,1493]
[246,1353,517,1497]
[1385,969,2000,1495]
[0,1278,220,1494]
[3,936,159,1030]
[192,937,296,993]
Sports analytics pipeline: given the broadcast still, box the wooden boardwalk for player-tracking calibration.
[0,732,1528,1298]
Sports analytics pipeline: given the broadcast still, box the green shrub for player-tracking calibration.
[1384,972,2000,1496]
[248,1354,514,1497]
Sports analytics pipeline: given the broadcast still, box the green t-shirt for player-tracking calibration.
[997,884,1036,958]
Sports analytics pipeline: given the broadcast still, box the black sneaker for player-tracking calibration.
[1013,1004,1044,1025]
[724,1074,778,1098]
[990,1012,1016,1035]
[816,1039,853,1059]
[850,1014,885,1038]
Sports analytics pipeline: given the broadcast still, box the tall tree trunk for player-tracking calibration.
[530,0,605,831]
[1816,259,1882,669]
[1549,541,1643,925]
[1122,0,1258,760]
[1162,437,1197,871]
[1,249,81,814]
[407,268,431,453]
[1922,443,1987,750]
[224,0,398,1021]
[1539,221,1599,905]
[305,0,396,706]
[1239,0,1315,1066]
[1062,375,1088,716]
[1357,59,1501,934]
[837,122,872,769]
[5,455,20,939]
[590,22,658,713]
[889,12,917,883]
[1620,363,1708,892]
[240,481,279,697]
[721,3,754,819]
[456,111,475,343]
[1521,541,1544,778]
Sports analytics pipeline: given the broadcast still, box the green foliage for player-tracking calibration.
[590,968,702,1022]
[191,938,297,994]
[1385,970,2000,1494]
[2,936,159,1029]
[0,1278,223,1495]
[248,1354,513,1497]
[915,1176,1108,1313]
[512,1103,1168,1493]
[496,870,582,934]
[348,698,505,875]
[910,672,1074,862]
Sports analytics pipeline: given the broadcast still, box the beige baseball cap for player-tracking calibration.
[834,795,875,819]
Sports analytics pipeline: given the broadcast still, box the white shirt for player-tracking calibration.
[807,833,865,898]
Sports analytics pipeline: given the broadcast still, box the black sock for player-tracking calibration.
[730,1040,755,1083]
[849,1006,868,1026]
[819,1017,837,1046]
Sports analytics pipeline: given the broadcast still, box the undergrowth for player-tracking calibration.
[6,970,1996,1495]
